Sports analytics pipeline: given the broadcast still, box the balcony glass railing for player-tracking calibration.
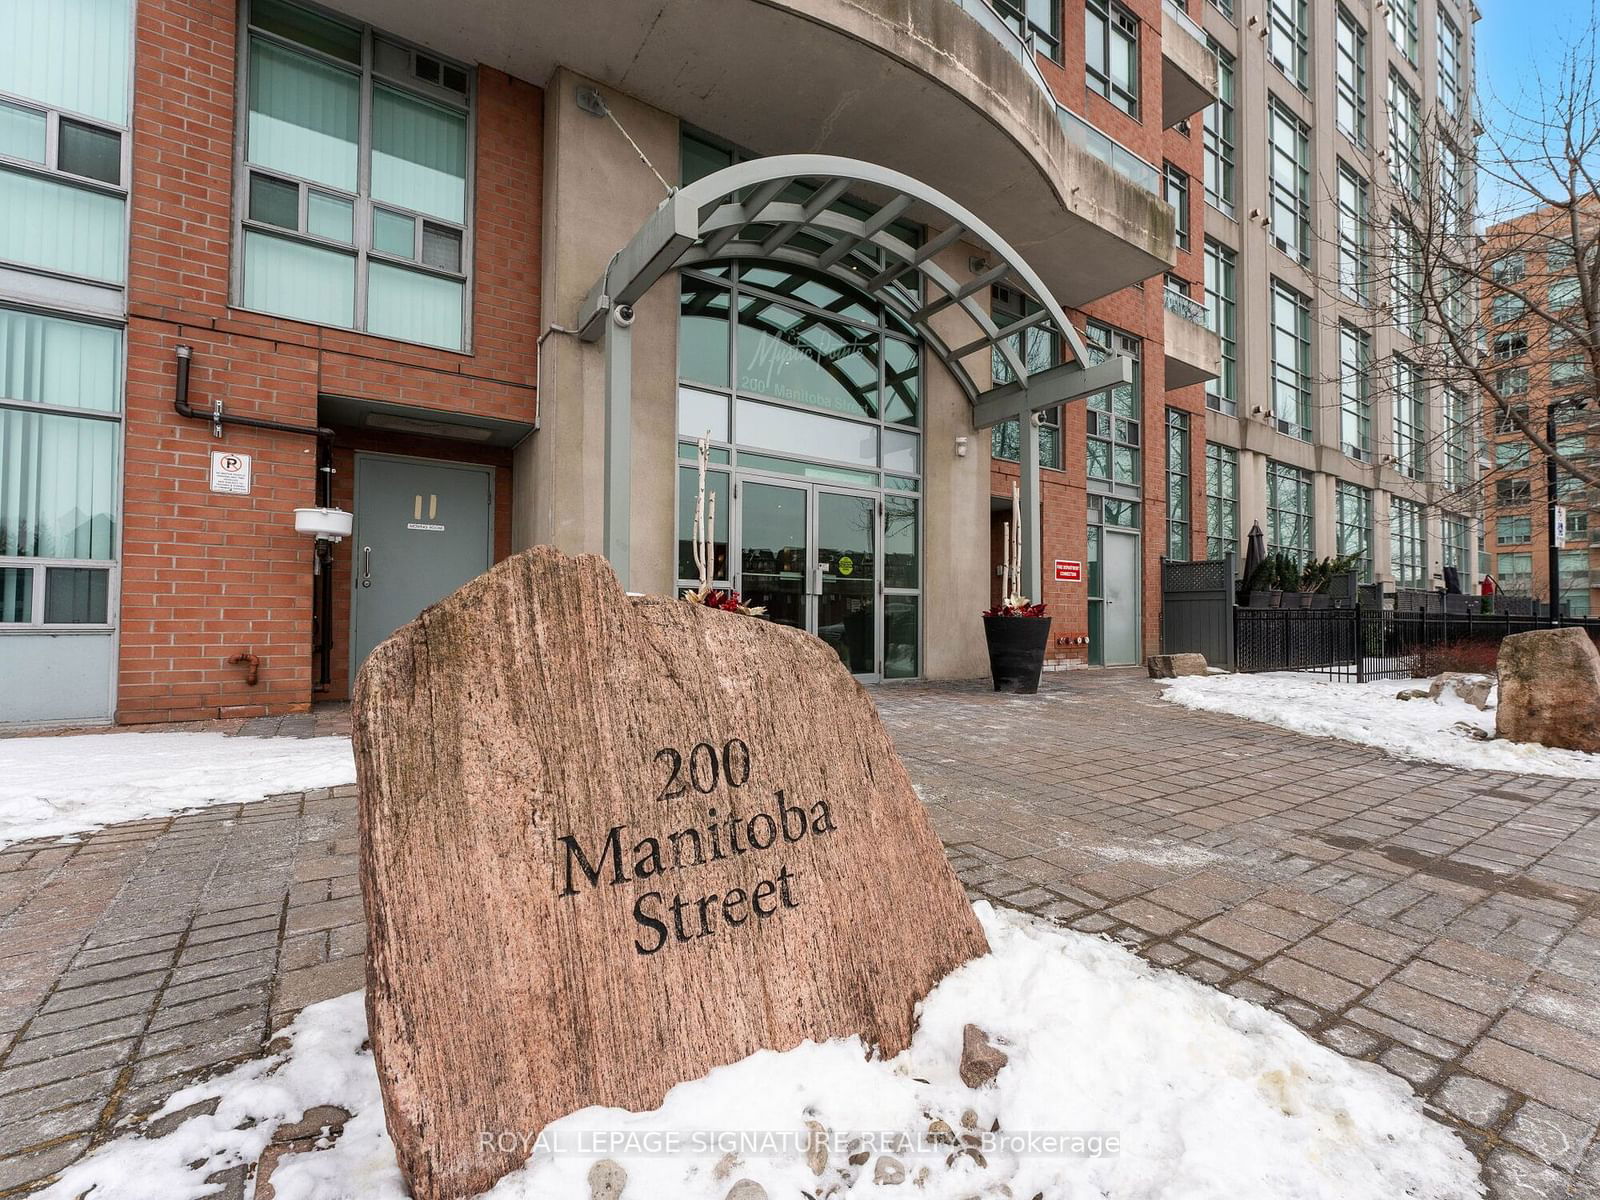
[1163,0,1209,47]
[953,0,1165,199]
[1058,106,1162,194]
[1163,285,1209,326]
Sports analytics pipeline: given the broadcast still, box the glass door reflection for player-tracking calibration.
[738,481,807,630]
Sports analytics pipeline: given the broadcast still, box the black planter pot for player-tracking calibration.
[983,614,1052,694]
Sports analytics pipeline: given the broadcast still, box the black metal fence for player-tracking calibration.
[1235,607,1600,682]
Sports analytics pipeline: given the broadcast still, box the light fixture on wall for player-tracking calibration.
[956,435,970,457]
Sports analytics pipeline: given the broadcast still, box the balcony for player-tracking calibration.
[1161,0,1218,128]
[1162,286,1221,388]
[335,0,1177,307]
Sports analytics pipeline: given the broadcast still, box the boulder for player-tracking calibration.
[959,1023,1009,1088]
[1147,653,1208,679]
[1427,672,1493,711]
[1495,628,1600,752]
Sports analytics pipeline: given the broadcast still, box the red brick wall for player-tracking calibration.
[990,1,1210,666]
[118,0,542,723]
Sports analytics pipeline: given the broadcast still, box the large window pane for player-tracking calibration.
[58,119,121,184]
[884,496,918,590]
[0,100,47,164]
[676,465,729,582]
[0,309,122,412]
[735,294,879,419]
[44,566,109,623]
[0,567,32,622]
[882,337,919,426]
[0,0,131,126]
[0,168,125,284]
[366,261,463,350]
[735,398,877,467]
[372,85,467,224]
[677,386,730,443]
[884,595,918,679]
[0,409,118,559]
[246,38,358,192]
[242,229,355,328]
[680,277,732,389]
[251,0,361,63]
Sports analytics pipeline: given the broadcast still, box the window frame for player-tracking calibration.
[1387,73,1421,198]
[1085,0,1141,119]
[1443,387,1470,490]
[1204,238,1237,415]
[1203,41,1236,217]
[1204,442,1239,559]
[1166,408,1191,560]
[230,0,477,352]
[1335,481,1373,581]
[988,0,1062,62]
[1266,459,1313,564]
[1334,6,1368,148]
[1267,96,1311,264]
[1269,277,1312,441]
[1164,162,1191,252]
[1266,0,1309,91]
[1392,356,1426,480]
[1389,496,1426,588]
[1338,322,1371,460]
[1387,0,1419,63]
[1437,11,1462,115]
[1335,162,1368,302]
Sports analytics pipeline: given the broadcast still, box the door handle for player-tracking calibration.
[361,545,372,588]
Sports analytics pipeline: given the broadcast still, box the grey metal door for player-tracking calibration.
[1102,528,1141,666]
[350,455,493,684]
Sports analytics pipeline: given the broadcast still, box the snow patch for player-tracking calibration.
[38,905,1481,1200]
[1162,672,1600,779]
[0,732,357,848]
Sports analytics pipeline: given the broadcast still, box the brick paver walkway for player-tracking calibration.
[3,673,1599,1197]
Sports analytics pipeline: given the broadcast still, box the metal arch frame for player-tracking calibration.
[578,154,1133,598]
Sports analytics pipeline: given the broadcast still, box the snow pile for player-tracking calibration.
[1163,671,1600,779]
[39,904,1481,1200]
[0,731,357,848]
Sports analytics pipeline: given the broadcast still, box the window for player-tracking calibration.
[1387,74,1420,198]
[1552,357,1587,387]
[1495,441,1530,469]
[1085,322,1141,487]
[0,307,122,627]
[1086,0,1140,118]
[1497,479,1531,506]
[1496,404,1529,435]
[1336,163,1369,301]
[1270,279,1312,440]
[1338,323,1371,459]
[1203,43,1236,216]
[236,0,472,351]
[1551,277,1582,309]
[1490,291,1526,324]
[1164,164,1190,251]
[1438,139,1467,235]
[1336,482,1373,580]
[1498,551,1533,594]
[990,285,1062,470]
[1443,388,1470,490]
[1166,409,1191,559]
[1442,515,1471,585]
[1205,443,1239,559]
[1204,239,1237,415]
[1268,98,1311,263]
[1208,0,1233,18]
[1559,549,1590,616]
[1267,461,1313,563]
[1267,0,1309,90]
[1390,497,1426,587]
[1437,12,1462,115]
[1496,368,1528,399]
[1391,217,1421,338]
[1335,7,1368,146]
[1498,515,1532,544]
[1492,254,1525,284]
[989,0,1061,61]
[0,0,131,288]
[1493,332,1528,360]
[1392,357,1426,479]
[1387,0,1418,62]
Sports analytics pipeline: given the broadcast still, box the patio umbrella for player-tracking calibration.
[1443,565,1462,594]
[1243,520,1266,582]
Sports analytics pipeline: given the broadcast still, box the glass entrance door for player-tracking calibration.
[814,490,876,676]
[736,477,879,679]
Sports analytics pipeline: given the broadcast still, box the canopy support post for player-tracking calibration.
[603,303,634,588]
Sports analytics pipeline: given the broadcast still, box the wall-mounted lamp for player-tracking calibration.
[955,435,970,458]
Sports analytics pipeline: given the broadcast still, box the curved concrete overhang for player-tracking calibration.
[329,0,1177,309]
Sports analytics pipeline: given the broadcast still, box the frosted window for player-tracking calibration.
[0,167,125,283]
[372,85,466,223]
[242,230,355,328]
[246,38,358,192]
[0,0,131,125]
[366,261,463,350]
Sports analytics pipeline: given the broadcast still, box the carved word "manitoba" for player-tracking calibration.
[555,783,837,956]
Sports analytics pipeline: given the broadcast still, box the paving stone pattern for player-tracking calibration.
[3,673,1600,1196]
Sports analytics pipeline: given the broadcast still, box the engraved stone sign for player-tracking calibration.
[353,546,988,1200]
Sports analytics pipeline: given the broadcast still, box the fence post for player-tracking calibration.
[1355,598,1365,684]
[1224,550,1237,669]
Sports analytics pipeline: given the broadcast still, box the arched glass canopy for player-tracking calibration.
[580,154,1133,595]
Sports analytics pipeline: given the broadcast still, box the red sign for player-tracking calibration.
[1054,560,1082,582]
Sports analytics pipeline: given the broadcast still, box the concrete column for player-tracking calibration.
[921,243,991,680]
[516,70,678,586]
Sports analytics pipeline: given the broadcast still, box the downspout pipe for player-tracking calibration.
[173,344,339,688]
